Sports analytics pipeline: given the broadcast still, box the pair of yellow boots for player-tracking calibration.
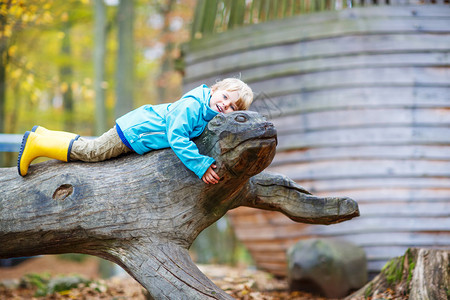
[17,126,79,177]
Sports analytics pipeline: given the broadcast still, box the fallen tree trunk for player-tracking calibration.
[0,112,359,299]
[348,248,449,300]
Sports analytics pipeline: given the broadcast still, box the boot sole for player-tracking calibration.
[17,131,31,177]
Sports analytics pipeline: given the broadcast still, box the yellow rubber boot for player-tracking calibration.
[17,132,74,176]
[31,125,80,140]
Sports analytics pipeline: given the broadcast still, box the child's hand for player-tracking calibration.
[202,164,220,184]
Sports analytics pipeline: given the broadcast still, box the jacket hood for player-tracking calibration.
[200,85,218,122]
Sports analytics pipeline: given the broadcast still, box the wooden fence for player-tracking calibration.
[183,4,450,277]
[191,0,449,39]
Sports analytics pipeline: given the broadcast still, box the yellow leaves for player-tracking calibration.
[58,80,95,102]
[41,11,53,24]
[57,31,66,39]
[58,289,71,296]
[84,88,95,99]
[24,61,33,71]
[60,82,69,93]
[61,12,69,22]
[0,0,55,30]
[6,2,23,19]
[8,44,17,56]
[30,89,40,103]
[26,73,34,85]
[2,24,12,38]
[21,11,32,22]
[10,68,22,80]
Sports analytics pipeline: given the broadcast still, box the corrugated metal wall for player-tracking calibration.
[183,4,450,277]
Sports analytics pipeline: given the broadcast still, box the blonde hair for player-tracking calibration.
[211,78,253,110]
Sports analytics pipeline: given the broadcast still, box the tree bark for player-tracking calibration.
[348,248,449,300]
[0,111,359,299]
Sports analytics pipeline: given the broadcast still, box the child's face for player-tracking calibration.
[210,89,240,114]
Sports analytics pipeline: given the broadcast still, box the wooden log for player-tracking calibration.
[0,111,359,299]
[270,158,450,179]
[187,64,450,97]
[186,51,450,83]
[272,145,450,165]
[187,9,450,62]
[269,159,450,182]
[312,189,450,205]
[271,108,450,134]
[233,217,450,240]
[292,178,450,195]
[186,19,450,64]
[274,127,450,151]
[242,67,450,96]
[249,87,450,118]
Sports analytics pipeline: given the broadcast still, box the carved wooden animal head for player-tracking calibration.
[196,111,277,179]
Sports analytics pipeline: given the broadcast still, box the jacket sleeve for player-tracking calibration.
[165,99,215,179]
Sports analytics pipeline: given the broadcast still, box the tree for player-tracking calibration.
[0,1,8,135]
[94,0,107,135]
[0,111,359,299]
[0,0,95,137]
[156,0,176,104]
[59,12,75,132]
[0,0,56,165]
[349,248,449,300]
[115,0,134,119]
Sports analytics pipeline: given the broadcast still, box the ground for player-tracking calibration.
[0,255,330,299]
[0,255,400,299]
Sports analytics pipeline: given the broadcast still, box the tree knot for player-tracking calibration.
[52,184,73,201]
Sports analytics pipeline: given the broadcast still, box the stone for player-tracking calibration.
[287,238,367,298]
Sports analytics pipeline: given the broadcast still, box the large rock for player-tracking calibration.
[287,238,367,298]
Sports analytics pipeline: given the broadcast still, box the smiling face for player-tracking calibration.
[209,89,240,114]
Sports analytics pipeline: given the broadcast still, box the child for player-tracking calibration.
[18,78,253,184]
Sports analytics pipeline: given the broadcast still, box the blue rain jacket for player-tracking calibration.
[115,85,218,179]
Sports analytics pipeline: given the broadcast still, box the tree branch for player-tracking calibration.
[238,172,359,225]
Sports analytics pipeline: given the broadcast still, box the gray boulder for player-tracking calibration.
[287,238,367,298]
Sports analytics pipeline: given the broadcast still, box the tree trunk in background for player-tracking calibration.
[191,216,241,265]
[94,0,107,135]
[0,37,5,136]
[156,0,175,104]
[115,0,134,119]
[0,1,11,167]
[3,85,21,167]
[348,248,449,300]
[60,16,74,133]
[0,47,5,167]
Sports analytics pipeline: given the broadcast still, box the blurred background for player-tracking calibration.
[1,0,449,298]
[0,0,255,283]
